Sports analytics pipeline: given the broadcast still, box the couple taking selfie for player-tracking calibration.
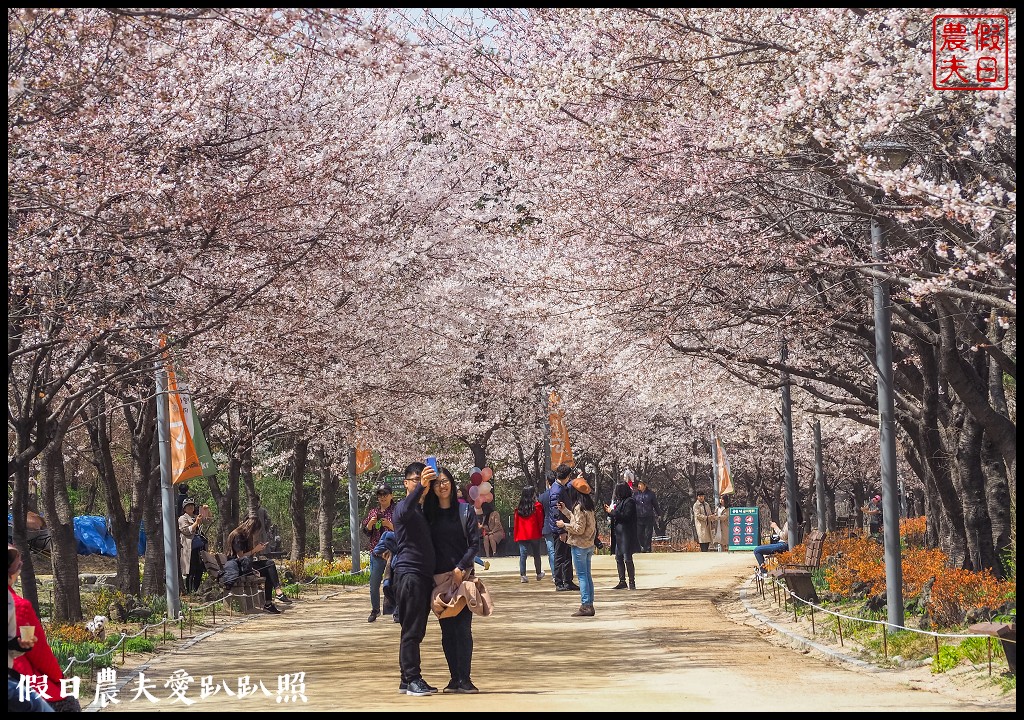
[390,459,493,697]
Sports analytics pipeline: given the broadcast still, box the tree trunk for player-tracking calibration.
[317,448,339,562]
[40,433,82,623]
[141,432,165,598]
[10,457,40,611]
[953,412,996,572]
[241,442,259,518]
[290,437,309,561]
[468,441,487,470]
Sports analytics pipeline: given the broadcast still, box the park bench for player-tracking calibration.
[768,529,825,603]
[968,621,1016,675]
[652,535,672,551]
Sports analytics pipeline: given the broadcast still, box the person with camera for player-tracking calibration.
[555,477,597,617]
[178,498,211,594]
[363,483,396,622]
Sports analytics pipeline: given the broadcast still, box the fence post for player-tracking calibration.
[810,605,815,636]
[837,615,844,647]
[212,604,216,626]
[162,618,167,645]
[882,623,888,660]
[987,636,992,676]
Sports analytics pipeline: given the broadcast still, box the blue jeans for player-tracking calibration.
[9,679,56,712]
[753,542,789,570]
[570,545,595,606]
[369,554,386,613]
[543,534,557,577]
[518,539,543,576]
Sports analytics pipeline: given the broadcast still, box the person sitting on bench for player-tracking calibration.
[227,513,292,614]
[753,514,788,578]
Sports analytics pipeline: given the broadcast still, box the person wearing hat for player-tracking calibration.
[178,498,210,594]
[363,483,396,622]
[555,475,597,617]
[693,490,715,552]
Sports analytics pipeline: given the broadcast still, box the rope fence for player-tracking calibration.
[55,568,370,677]
[750,571,1015,676]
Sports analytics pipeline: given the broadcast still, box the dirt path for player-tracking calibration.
[97,552,1014,712]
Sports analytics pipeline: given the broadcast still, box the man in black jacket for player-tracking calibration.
[538,471,557,584]
[549,464,579,591]
[391,462,439,697]
[633,479,661,553]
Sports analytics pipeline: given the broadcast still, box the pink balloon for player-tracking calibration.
[481,467,493,482]
[470,471,483,486]
[468,485,480,501]
[474,496,485,509]
[478,481,492,495]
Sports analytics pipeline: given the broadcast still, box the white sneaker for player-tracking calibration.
[520,575,528,583]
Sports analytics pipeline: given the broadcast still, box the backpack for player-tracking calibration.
[219,556,253,589]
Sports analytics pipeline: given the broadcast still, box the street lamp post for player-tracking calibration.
[864,140,911,630]
[779,340,800,549]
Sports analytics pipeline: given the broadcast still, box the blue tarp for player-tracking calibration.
[73,516,146,557]
[8,514,146,556]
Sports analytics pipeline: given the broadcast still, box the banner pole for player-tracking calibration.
[155,357,182,619]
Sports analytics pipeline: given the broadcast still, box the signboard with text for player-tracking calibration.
[728,507,759,551]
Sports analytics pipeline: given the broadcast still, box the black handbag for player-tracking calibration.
[192,532,208,551]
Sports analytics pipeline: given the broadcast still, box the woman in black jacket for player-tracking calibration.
[422,466,483,694]
[605,481,639,590]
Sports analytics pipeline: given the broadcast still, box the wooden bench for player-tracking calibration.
[769,529,825,603]
[968,622,1016,675]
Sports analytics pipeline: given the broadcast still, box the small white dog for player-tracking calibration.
[85,615,108,642]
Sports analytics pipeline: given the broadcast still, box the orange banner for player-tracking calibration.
[715,437,735,496]
[548,390,575,469]
[354,419,374,475]
[161,336,203,485]
[355,440,373,476]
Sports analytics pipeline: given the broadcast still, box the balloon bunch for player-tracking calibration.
[466,466,494,510]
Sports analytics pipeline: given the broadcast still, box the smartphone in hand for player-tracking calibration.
[425,456,438,474]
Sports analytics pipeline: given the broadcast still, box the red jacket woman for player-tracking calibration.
[513,486,546,582]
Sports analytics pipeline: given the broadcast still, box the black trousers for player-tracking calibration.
[615,553,635,584]
[637,517,655,552]
[251,558,280,604]
[554,535,574,587]
[438,605,474,683]
[394,571,433,683]
[185,547,205,593]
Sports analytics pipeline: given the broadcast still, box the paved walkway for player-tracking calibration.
[95,552,1014,712]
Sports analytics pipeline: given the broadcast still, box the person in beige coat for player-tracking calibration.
[693,491,715,552]
[178,499,209,593]
[555,477,597,617]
